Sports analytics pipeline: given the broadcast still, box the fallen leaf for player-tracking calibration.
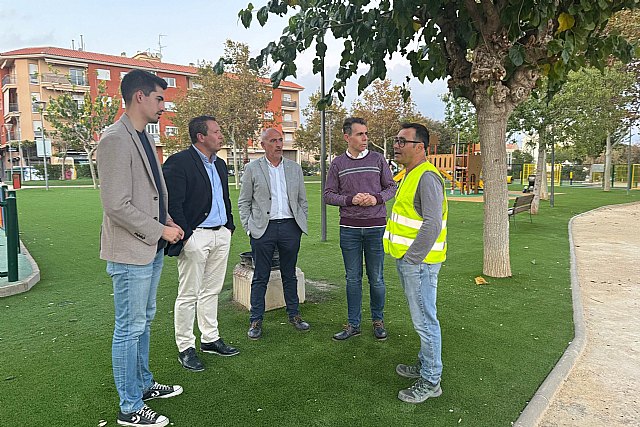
[474,276,488,285]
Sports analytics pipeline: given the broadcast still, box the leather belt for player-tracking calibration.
[197,226,222,230]
[270,218,294,224]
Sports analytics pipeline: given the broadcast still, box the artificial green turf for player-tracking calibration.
[1,185,638,426]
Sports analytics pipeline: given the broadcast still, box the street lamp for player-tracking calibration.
[34,101,49,190]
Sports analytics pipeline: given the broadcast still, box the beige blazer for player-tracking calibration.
[238,156,308,239]
[97,113,169,265]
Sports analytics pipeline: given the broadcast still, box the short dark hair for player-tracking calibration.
[188,115,217,145]
[343,117,367,135]
[400,122,430,149]
[121,69,168,106]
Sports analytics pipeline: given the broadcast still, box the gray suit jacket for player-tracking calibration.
[238,156,308,239]
[97,113,170,265]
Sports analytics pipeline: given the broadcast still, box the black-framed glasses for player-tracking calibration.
[393,136,422,147]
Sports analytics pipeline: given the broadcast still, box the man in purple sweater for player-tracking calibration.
[324,117,397,340]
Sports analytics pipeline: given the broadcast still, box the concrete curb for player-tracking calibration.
[514,202,638,426]
[0,241,41,298]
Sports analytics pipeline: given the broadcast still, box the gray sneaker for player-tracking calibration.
[333,324,361,341]
[395,362,421,379]
[398,378,442,404]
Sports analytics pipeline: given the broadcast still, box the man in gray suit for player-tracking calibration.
[238,127,309,339]
[98,69,184,427]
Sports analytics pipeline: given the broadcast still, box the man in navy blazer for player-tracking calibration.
[163,115,238,372]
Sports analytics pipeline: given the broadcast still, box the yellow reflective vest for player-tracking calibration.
[383,161,448,264]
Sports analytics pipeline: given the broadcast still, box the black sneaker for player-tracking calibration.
[373,320,388,340]
[248,320,262,340]
[143,381,183,401]
[177,347,205,372]
[117,405,169,427]
[333,324,361,341]
[201,338,239,356]
[289,315,310,331]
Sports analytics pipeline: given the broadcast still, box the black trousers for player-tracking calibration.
[249,219,302,322]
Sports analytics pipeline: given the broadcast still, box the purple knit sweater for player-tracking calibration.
[323,150,397,227]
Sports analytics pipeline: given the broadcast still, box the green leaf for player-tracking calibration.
[257,6,269,26]
[508,46,524,66]
[239,8,253,28]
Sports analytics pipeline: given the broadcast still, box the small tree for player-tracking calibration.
[295,91,348,159]
[171,40,274,188]
[351,79,418,158]
[45,82,119,188]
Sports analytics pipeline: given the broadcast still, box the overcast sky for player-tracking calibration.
[1,0,448,123]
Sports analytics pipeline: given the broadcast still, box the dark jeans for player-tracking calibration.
[250,219,302,322]
[339,226,386,327]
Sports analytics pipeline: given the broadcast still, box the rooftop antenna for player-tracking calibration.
[157,34,167,59]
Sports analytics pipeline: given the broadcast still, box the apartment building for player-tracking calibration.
[0,46,303,177]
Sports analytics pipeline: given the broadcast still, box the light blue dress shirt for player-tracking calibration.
[193,145,227,227]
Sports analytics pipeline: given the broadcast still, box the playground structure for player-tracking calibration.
[394,134,484,195]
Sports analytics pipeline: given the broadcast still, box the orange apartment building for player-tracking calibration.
[0,46,303,178]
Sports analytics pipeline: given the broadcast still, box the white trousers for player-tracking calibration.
[175,227,231,352]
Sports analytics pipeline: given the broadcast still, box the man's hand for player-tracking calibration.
[166,219,185,240]
[353,193,376,206]
[162,225,182,244]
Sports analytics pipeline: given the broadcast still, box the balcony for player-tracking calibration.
[282,100,297,109]
[2,74,17,87]
[41,73,89,90]
[282,120,298,128]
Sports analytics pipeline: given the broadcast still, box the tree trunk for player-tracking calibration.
[477,102,512,278]
[603,131,612,192]
[86,147,98,189]
[231,127,239,190]
[531,146,547,214]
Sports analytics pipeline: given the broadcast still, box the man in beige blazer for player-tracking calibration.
[238,128,309,340]
[98,69,183,427]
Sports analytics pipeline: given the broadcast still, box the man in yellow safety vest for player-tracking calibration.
[384,122,448,404]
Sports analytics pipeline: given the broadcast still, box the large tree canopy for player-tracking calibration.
[238,0,638,277]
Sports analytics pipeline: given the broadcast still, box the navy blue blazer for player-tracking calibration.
[163,145,235,257]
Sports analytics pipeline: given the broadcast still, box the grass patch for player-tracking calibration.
[1,185,638,426]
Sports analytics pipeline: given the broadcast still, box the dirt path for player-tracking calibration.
[538,202,640,426]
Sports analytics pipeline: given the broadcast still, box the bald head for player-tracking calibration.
[261,128,284,165]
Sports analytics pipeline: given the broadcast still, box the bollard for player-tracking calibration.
[3,196,19,281]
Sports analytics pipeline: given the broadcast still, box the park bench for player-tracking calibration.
[508,193,534,226]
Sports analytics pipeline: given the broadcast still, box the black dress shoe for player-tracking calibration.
[248,320,262,340]
[201,338,239,356]
[178,347,204,372]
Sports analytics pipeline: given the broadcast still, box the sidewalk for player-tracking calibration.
[0,232,40,297]
[518,202,640,426]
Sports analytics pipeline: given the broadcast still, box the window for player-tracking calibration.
[96,69,111,80]
[29,64,39,84]
[164,101,175,112]
[31,93,41,112]
[284,113,293,122]
[284,133,293,142]
[264,111,274,120]
[73,94,85,109]
[163,77,176,87]
[33,120,43,138]
[69,68,86,85]
[146,124,160,135]
[191,82,202,89]
[120,71,128,80]
[283,93,292,101]
[165,126,178,137]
